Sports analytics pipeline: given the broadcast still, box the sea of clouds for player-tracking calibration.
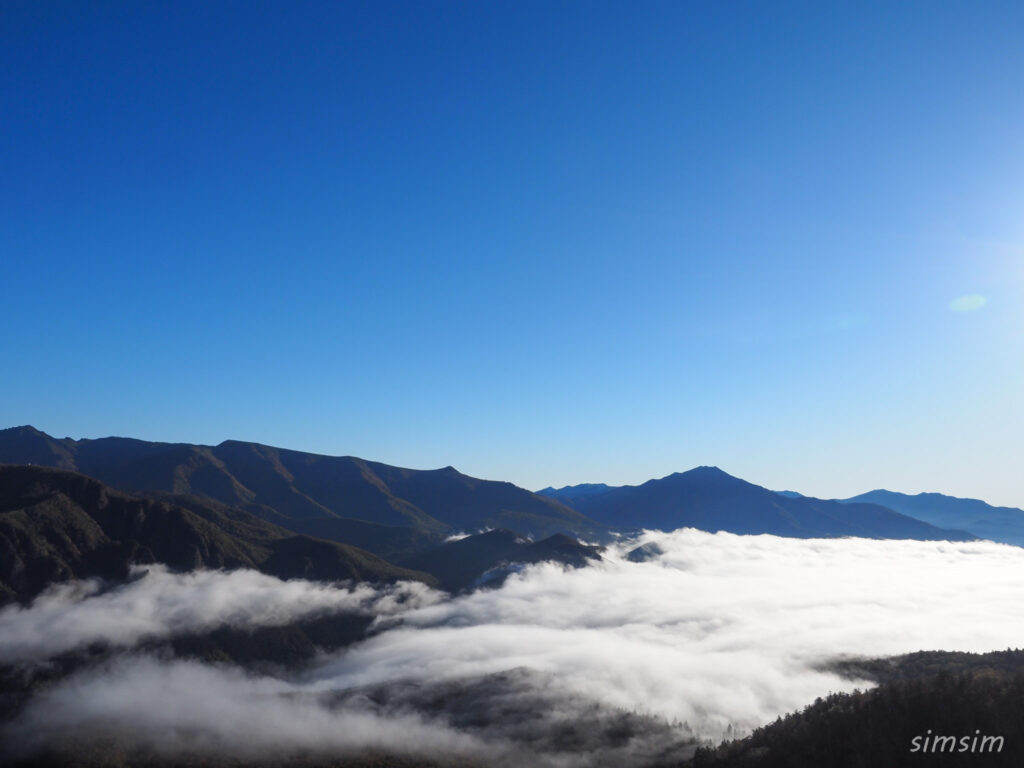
[0,565,444,663]
[5,529,1024,765]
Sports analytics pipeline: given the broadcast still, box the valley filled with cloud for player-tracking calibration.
[5,530,1024,766]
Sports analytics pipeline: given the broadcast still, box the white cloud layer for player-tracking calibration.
[315,531,1024,737]
[7,530,1024,763]
[0,565,443,662]
[7,655,494,762]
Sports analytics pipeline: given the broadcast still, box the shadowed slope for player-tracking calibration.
[0,465,434,604]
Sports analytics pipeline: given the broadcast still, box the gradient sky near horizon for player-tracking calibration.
[3,1,1023,505]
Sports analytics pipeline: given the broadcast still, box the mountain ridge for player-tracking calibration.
[0,426,602,546]
[1,427,979,551]
[540,467,974,541]
[839,488,1024,547]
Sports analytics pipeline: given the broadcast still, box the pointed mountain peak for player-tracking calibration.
[1,425,49,437]
[688,465,732,477]
[663,466,742,484]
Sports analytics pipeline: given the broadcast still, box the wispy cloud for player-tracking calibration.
[949,294,987,312]
[0,565,443,663]
[5,655,494,763]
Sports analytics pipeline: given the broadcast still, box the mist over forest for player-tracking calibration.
[5,529,1024,766]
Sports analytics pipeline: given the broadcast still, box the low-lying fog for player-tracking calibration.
[5,529,1024,766]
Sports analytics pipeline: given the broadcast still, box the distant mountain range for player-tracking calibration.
[0,426,618,604]
[0,426,993,605]
[838,489,1024,547]
[3,427,982,547]
[769,487,1024,547]
[539,467,974,541]
[0,425,598,550]
[773,489,805,499]
[535,482,612,508]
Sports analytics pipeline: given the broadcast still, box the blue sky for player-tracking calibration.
[3,1,1023,504]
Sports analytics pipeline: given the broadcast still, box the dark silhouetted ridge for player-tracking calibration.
[0,464,435,604]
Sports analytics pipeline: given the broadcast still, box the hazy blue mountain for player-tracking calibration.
[0,426,603,549]
[548,467,974,541]
[774,490,805,498]
[840,489,1024,547]
[537,483,612,507]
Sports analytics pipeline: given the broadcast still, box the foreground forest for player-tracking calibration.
[4,649,1024,767]
[692,651,1024,767]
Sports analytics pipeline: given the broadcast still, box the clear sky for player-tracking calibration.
[3,1,1023,505]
